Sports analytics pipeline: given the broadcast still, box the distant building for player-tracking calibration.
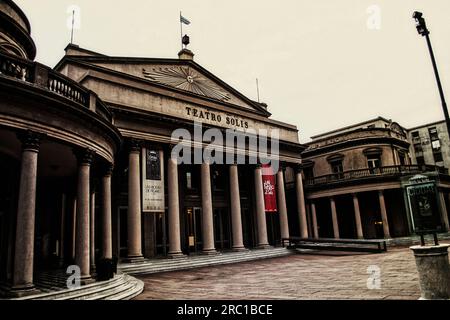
[408,120,450,169]
[302,117,450,240]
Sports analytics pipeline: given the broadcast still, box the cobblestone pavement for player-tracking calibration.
[134,248,425,300]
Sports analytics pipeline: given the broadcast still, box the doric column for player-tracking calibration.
[71,197,77,261]
[295,166,308,238]
[352,193,364,239]
[201,161,216,253]
[311,202,319,239]
[102,165,113,259]
[439,192,450,231]
[90,190,95,269]
[75,149,94,281]
[378,190,391,238]
[254,164,269,248]
[229,163,245,251]
[167,156,183,257]
[276,166,289,240]
[12,131,41,292]
[59,193,66,264]
[330,197,340,239]
[127,140,143,260]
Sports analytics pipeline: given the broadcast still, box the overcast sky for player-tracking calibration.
[15,0,450,143]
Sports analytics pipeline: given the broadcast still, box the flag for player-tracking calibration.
[180,15,191,25]
[262,164,277,213]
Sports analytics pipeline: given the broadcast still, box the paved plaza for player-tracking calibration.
[134,247,431,300]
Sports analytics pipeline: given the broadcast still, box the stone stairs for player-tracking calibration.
[12,272,143,300]
[119,247,293,276]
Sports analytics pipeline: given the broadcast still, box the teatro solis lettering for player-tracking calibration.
[186,106,249,129]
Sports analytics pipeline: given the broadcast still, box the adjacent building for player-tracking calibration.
[302,117,450,240]
[408,120,450,169]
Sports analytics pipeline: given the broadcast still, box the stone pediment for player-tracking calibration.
[86,60,269,115]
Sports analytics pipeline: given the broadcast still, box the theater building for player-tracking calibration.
[302,117,450,240]
[0,0,307,296]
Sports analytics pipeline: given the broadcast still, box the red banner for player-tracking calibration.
[262,164,277,213]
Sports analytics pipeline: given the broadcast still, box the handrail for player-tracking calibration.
[305,165,448,186]
[0,51,112,122]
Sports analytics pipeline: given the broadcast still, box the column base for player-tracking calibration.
[202,249,219,256]
[256,244,272,249]
[122,255,145,263]
[232,246,248,252]
[167,252,187,259]
[79,275,95,286]
[7,284,40,298]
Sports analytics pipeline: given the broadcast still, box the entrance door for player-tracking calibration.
[185,207,202,254]
[214,208,231,250]
[241,207,255,248]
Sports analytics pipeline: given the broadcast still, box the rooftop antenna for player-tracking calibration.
[256,78,260,103]
[70,10,75,44]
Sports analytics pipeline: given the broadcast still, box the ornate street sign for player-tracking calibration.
[405,174,442,233]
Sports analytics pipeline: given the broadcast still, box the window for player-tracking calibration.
[327,154,344,179]
[434,152,443,162]
[186,171,192,189]
[429,127,439,141]
[212,167,226,191]
[303,167,314,180]
[432,139,441,152]
[398,152,406,166]
[330,160,343,179]
[416,156,425,166]
[367,155,381,174]
[411,131,420,138]
[414,144,423,153]
[185,167,200,190]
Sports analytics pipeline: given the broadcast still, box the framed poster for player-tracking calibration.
[142,148,165,212]
[405,175,442,233]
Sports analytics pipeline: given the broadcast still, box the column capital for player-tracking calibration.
[17,130,42,152]
[101,163,114,177]
[74,148,95,165]
[278,162,287,172]
[129,139,142,153]
[295,164,303,174]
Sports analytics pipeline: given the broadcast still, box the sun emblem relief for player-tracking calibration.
[142,66,231,102]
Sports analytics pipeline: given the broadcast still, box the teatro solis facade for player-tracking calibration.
[54,44,307,261]
[0,0,308,296]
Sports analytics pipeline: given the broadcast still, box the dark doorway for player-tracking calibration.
[241,207,255,248]
[185,207,202,254]
[213,207,231,250]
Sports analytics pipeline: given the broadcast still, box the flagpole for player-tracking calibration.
[180,11,183,50]
[71,10,75,44]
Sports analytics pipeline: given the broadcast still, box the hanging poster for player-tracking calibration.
[142,148,165,212]
[262,164,277,212]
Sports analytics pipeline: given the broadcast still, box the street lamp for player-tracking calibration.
[412,11,450,139]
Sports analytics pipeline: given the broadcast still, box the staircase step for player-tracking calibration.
[119,248,292,275]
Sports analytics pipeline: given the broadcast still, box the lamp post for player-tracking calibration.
[413,11,450,139]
